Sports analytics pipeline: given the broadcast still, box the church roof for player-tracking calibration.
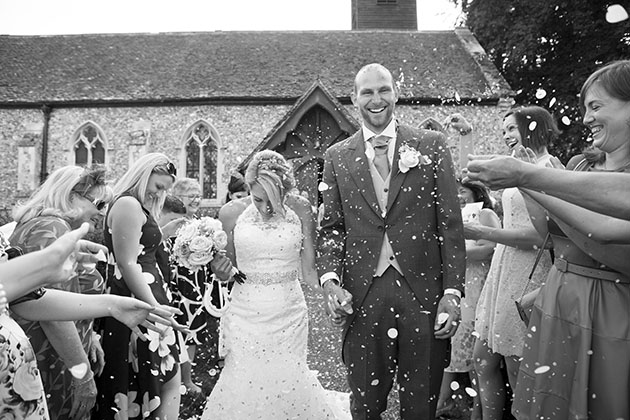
[0,29,513,106]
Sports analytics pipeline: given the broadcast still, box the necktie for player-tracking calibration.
[371,135,390,179]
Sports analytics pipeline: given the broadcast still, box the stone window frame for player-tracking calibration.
[70,121,108,168]
[178,119,226,208]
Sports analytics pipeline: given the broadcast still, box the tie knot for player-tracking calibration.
[371,135,390,149]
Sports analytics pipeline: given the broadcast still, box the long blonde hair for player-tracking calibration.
[13,166,111,225]
[112,153,176,220]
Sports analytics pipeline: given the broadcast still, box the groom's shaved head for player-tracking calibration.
[353,63,395,94]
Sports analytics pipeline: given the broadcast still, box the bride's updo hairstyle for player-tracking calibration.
[245,150,296,217]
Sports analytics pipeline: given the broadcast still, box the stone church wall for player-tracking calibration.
[0,102,507,224]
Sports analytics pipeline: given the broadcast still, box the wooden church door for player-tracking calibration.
[275,105,351,208]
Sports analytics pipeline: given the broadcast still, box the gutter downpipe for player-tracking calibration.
[40,104,51,184]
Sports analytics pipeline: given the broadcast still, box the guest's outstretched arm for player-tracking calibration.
[1,223,90,301]
[522,188,630,244]
[467,154,630,220]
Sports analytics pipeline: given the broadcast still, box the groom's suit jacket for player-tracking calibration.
[318,123,466,337]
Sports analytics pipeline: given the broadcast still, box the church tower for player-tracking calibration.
[351,0,418,30]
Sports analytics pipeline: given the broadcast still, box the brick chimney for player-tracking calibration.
[351,0,418,30]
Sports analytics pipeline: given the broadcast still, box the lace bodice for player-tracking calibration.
[234,204,303,285]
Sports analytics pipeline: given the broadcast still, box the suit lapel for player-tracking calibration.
[346,133,382,218]
[387,127,420,210]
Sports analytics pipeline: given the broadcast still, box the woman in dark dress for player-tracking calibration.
[94,153,183,420]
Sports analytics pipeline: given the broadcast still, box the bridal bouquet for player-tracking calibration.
[172,216,245,318]
[172,216,245,284]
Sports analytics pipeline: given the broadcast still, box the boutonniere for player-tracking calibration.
[398,144,431,173]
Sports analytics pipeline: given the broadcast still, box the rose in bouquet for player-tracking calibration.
[172,216,245,283]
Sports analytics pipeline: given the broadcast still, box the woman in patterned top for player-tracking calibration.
[9,165,113,420]
[1,223,184,420]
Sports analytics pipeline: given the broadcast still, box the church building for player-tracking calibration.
[0,0,513,220]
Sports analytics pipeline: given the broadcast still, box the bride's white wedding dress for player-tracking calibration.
[201,204,349,420]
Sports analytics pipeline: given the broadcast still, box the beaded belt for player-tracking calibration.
[555,258,630,284]
[245,270,299,286]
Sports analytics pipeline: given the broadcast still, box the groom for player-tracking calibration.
[317,63,465,419]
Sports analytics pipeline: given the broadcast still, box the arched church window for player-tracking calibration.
[73,122,106,167]
[184,122,218,200]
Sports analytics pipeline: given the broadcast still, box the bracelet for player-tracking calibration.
[319,273,340,288]
[459,126,473,136]
[71,370,94,388]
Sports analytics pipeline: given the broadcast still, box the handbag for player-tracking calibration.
[514,233,552,326]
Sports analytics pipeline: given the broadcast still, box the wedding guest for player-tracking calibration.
[466,106,556,420]
[94,153,184,420]
[507,60,630,420]
[160,195,187,235]
[318,63,465,419]
[436,178,501,420]
[172,177,202,219]
[202,150,348,419]
[224,171,249,203]
[9,166,112,420]
[170,178,232,395]
[0,223,183,420]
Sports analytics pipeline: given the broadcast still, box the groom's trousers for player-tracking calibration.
[343,266,450,420]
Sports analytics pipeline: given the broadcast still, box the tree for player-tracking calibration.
[459,0,630,163]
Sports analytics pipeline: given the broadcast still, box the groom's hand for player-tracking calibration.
[322,281,353,328]
[434,294,461,340]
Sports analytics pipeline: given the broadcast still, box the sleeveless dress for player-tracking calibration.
[513,159,630,420]
[474,187,552,357]
[201,204,343,420]
[9,216,104,420]
[94,195,180,420]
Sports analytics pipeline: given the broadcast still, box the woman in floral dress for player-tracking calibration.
[9,166,111,420]
[1,219,175,420]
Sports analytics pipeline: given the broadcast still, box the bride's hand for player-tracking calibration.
[323,283,353,327]
[210,252,233,281]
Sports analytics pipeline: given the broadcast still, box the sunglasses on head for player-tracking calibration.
[154,161,177,177]
[84,196,107,211]
[166,162,177,176]
[92,199,107,211]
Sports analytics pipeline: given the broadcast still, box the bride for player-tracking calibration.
[201,150,348,420]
